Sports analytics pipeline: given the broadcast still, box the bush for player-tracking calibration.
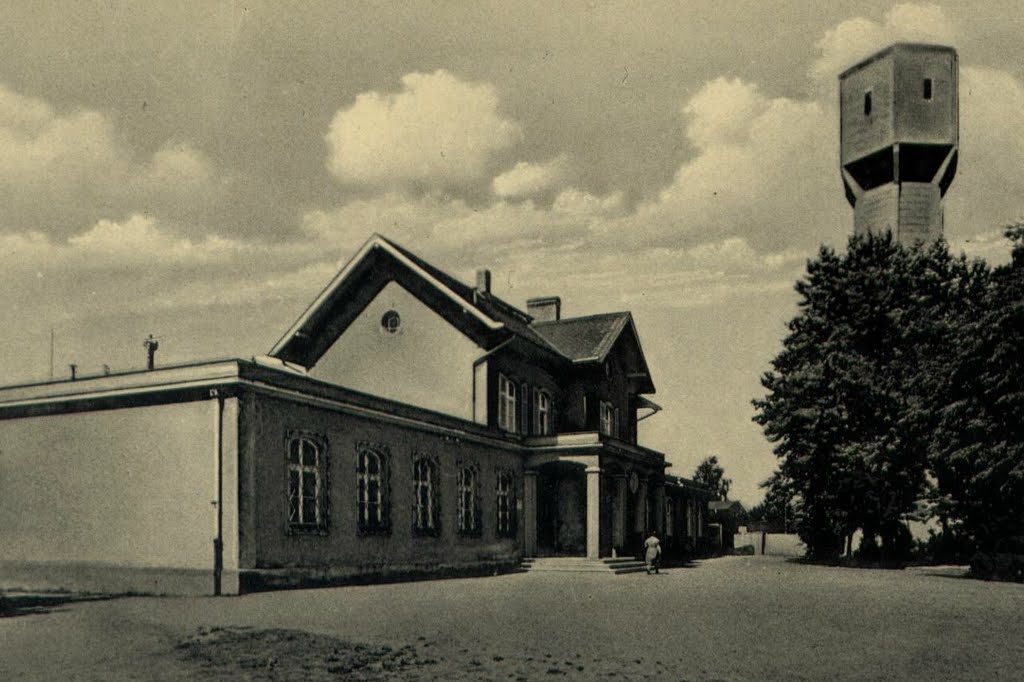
[970,552,1024,582]
[733,545,755,556]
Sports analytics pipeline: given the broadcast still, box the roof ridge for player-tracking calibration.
[532,311,630,326]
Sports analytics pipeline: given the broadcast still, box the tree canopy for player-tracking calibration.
[693,455,731,500]
[753,232,992,561]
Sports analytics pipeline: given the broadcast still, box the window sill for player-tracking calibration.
[357,526,392,537]
[286,525,330,536]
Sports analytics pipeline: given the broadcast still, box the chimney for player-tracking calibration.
[475,268,491,295]
[527,296,561,322]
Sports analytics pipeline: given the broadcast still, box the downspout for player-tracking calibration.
[210,388,224,596]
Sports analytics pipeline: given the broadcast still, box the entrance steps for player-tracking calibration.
[520,556,648,575]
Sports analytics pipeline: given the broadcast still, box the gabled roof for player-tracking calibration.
[532,312,655,393]
[531,312,630,362]
[269,234,655,393]
[270,234,560,367]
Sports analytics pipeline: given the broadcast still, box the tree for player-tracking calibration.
[747,472,796,533]
[753,233,976,561]
[693,455,731,500]
[925,225,1024,574]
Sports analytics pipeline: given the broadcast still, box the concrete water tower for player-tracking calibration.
[839,44,958,245]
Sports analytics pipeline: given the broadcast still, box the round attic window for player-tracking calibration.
[381,309,401,334]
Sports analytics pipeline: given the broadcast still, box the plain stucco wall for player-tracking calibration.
[309,281,482,421]
[0,399,234,593]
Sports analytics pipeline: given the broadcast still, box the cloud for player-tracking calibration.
[552,188,625,217]
[683,77,770,149]
[325,70,522,189]
[0,83,222,237]
[492,156,571,198]
[598,79,842,253]
[944,66,1024,259]
[67,214,248,265]
[812,3,957,82]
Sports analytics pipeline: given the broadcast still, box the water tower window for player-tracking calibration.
[864,91,872,116]
[923,78,933,100]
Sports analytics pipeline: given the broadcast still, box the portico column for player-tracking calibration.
[653,482,666,536]
[523,470,538,556]
[634,478,648,533]
[611,474,627,553]
[585,465,602,559]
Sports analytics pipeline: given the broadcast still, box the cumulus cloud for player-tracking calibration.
[0,83,222,237]
[552,188,625,217]
[492,156,571,198]
[67,214,248,265]
[599,79,842,253]
[812,3,957,82]
[325,70,522,188]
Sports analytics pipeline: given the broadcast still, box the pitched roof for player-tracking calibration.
[531,312,631,362]
[269,234,654,391]
[270,234,560,366]
[377,236,560,354]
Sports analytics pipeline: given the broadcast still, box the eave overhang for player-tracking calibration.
[269,236,508,367]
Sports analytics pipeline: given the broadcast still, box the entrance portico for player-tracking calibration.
[523,433,667,560]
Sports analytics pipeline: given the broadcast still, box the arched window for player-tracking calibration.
[496,470,517,538]
[286,432,328,533]
[457,463,481,536]
[413,456,440,535]
[356,444,390,534]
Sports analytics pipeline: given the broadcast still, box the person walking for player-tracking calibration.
[644,530,662,574]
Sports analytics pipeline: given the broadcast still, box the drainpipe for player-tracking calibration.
[210,388,224,596]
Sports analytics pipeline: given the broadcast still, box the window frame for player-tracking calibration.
[355,442,391,536]
[412,454,441,537]
[533,388,552,436]
[497,373,518,433]
[599,400,615,437]
[457,462,482,537]
[285,431,330,535]
[495,469,517,538]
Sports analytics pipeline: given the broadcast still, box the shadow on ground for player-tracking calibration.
[0,592,112,618]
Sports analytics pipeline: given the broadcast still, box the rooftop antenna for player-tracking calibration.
[144,334,160,370]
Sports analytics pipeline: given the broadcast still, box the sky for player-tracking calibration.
[3,2,1024,506]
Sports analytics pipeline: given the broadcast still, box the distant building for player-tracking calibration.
[708,500,746,553]
[0,235,713,595]
[840,43,958,245]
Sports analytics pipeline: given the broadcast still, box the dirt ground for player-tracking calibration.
[2,556,1022,680]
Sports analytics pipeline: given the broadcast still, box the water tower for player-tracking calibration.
[839,44,958,245]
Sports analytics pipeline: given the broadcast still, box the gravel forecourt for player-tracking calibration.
[2,556,1021,680]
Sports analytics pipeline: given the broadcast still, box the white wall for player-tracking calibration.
[0,401,219,571]
[309,281,482,420]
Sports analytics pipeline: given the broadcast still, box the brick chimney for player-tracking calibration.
[527,296,561,322]
[475,268,491,295]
